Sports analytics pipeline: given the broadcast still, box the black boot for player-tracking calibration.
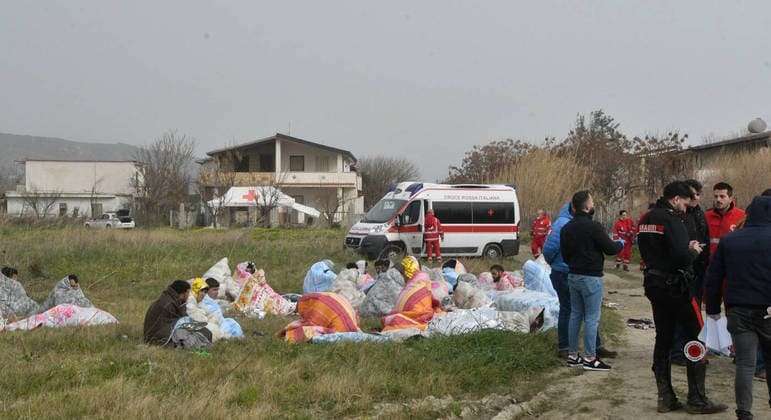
[685,361,728,414]
[653,358,682,413]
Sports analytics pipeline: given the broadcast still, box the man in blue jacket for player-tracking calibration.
[705,194,771,420]
[543,201,617,360]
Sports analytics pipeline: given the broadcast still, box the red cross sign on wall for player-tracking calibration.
[242,189,258,203]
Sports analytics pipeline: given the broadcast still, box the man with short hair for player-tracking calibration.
[560,191,623,372]
[638,181,726,414]
[143,280,190,346]
[705,182,746,256]
[705,194,771,420]
[612,210,636,271]
[531,209,552,259]
[670,179,711,366]
[544,202,616,360]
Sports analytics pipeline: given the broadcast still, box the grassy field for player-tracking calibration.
[0,227,622,419]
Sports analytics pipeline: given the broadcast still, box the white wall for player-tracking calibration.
[24,161,138,195]
[6,195,127,218]
[279,141,340,173]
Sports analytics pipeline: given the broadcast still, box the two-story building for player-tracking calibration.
[198,133,364,226]
[4,159,140,218]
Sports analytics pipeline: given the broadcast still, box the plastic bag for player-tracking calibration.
[698,315,733,356]
[303,261,337,294]
[453,281,492,309]
[331,269,366,309]
[360,269,405,317]
[494,290,559,330]
[523,260,557,297]
[203,258,240,301]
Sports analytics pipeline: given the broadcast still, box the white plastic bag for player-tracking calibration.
[698,316,733,356]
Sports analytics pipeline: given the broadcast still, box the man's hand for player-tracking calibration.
[689,240,703,255]
[707,313,721,321]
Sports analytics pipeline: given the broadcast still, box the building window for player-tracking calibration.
[290,155,305,172]
[260,154,275,172]
[59,203,67,217]
[234,155,250,172]
[315,156,331,172]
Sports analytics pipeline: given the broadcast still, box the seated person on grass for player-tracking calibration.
[41,274,93,310]
[143,280,190,346]
[490,264,521,291]
[200,278,244,339]
[1,266,41,322]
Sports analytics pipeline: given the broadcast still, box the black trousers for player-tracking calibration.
[645,282,703,364]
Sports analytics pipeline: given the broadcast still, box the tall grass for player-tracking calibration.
[0,227,587,418]
[496,149,591,224]
[695,149,771,206]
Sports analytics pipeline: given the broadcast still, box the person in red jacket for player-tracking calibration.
[531,209,552,258]
[612,210,636,271]
[705,182,745,256]
[424,209,444,263]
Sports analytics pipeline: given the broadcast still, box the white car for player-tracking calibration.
[85,211,136,229]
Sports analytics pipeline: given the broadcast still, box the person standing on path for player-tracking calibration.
[612,210,636,271]
[705,182,746,257]
[705,194,771,420]
[531,209,552,259]
[560,191,623,372]
[543,202,617,360]
[424,209,444,264]
[670,179,712,366]
[638,181,727,414]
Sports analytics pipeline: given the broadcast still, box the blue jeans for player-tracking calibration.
[568,274,604,358]
[550,270,602,352]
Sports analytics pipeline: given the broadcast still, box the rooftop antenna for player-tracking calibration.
[288,121,291,135]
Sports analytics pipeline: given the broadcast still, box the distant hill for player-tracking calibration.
[0,132,141,168]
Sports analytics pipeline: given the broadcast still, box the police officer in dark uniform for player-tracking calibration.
[638,181,727,414]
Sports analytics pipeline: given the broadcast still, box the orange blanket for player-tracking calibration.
[280,292,360,343]
[382,274,443,332]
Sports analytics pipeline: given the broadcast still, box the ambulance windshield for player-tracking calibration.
[362,199,407,223]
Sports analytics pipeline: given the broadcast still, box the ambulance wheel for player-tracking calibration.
[380,244,404,261]
[483,244,503,259]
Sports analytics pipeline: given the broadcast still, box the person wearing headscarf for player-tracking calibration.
[400,256,420,281]
[186,278,224,341]
[143,280,190,346]
[1,267,41,322]
[41,274,92,311]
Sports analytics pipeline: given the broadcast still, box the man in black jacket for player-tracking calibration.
[638,181,726,414]
[671,179,711,365]
[560,190,623,372]
[705,195,771,420]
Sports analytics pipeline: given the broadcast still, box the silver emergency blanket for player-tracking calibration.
[359,268,405,317]
[0,272,41,319]
[41,277,93,311]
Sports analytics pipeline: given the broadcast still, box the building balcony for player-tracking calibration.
[200,171,361,189]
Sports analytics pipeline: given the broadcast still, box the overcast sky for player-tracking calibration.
[2,1,770,179]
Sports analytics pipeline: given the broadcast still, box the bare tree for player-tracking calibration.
[132,130,195,226]
[253,172,289,227]
[89,176,106,218]
[359,156,420,209]
[20,186,62,219]
[196,163,236,228]
[446,139,532,184]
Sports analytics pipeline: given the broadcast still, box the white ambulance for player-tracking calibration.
[345,182,521,260]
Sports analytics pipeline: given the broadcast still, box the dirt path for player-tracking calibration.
[519,265,771,420]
